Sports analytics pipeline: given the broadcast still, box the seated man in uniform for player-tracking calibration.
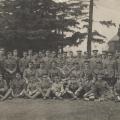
[114,75,120,102]
[104,52,117,88]
[61,75,81,100]
[10,73,26,98]
[35,60,48,81]
[23,62,36,84]
[0,74,12,101]
[50,74,63,99]
[49,60,64,80]
[23,73,52,99]
[79,60,95,101]
[91,73,112,101]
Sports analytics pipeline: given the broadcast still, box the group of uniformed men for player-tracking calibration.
[0,48,120,102]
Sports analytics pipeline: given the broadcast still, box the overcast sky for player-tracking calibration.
[55,0,120,53]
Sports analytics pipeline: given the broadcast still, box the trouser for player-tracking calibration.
[105,77,117,87]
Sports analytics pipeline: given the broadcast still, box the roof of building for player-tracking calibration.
[108,34,120,43]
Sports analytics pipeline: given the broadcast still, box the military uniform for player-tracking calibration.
[92,77,111,100]
[39,74,52,98]
[79,60,94,99]
[32,56,44,69]
[104,56,116,86]
[51,82,63,98]
[19,57,29,74]
[116,57,120,78]
[11,75,26,97]
[62,75,81,99]
[36,68,48,81]
[0,55,6,75]
[0,79,8,96]
[23,67,36,83]
[4,56,17,86]
[75,51,84,70]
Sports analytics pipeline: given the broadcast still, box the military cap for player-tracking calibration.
[73,60,79,64]
[84,59,90,63]
[107,52,113,56]
[97,73,104,78]
[96,60,102,64]
[52,51,56,54]
[0,48,5,51]
[92,50,98,52]
[42,73,48,77]
[69,74,77,78]
[50,60,57,64]
[39,60,45,64]
[7,51,12,55]
[77,50,82,52]
[52,73,59,78]
[0,74,3,77]
[63,51,67,54]
[84,51,88,54]
[102,50,107,54]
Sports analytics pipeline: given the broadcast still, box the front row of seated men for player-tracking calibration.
[0,60,120,102]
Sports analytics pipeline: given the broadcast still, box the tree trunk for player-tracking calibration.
[87,0,94,57]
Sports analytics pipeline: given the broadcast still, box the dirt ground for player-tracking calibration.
[0,99,120,120]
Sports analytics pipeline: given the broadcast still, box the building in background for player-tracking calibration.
[108,26,120,53]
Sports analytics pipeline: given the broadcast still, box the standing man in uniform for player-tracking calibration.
[75,51,84,71]
[101,50,108,69]
[12,49,20,73]
[90,50,100,71]
[4,52,17,87]
[104,52,117,88]
[19,51,29,74]
[66,51,75,69]
[32,51,44,69]
[43,50,51,69]
[27,49,33,62]
[0,48,6,75]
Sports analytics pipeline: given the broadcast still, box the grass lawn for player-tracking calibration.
[0,99,120,120]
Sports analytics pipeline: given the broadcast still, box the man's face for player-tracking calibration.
[54,76,60,83]
[108,54,112,59]
[16,73,21,79]
[77,52,82,57]
[84,62,89,68]
[42,75,48,81]
[46,51,50,57]
[93,51,98,57]
[97,63,102,69]
[8,53,12,58]
[28,63,33,68]
[0,49,5,55]
[97,75,103,81]
[28,50,33,56]
[40,62,45,68]
[51,51,56,57]
[102,54,106,58]
[84,52,88,58]
[23,52,27,57]
[13,50,18,56]
[70,76,76,81]
[69,52,73,57]
[51,62,56,67]
[0,75,3,81]
[38,51,43,57]
[58,53,62,58]
[63,53,67,58]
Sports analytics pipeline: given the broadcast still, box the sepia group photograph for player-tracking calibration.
[0,0,120,120]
